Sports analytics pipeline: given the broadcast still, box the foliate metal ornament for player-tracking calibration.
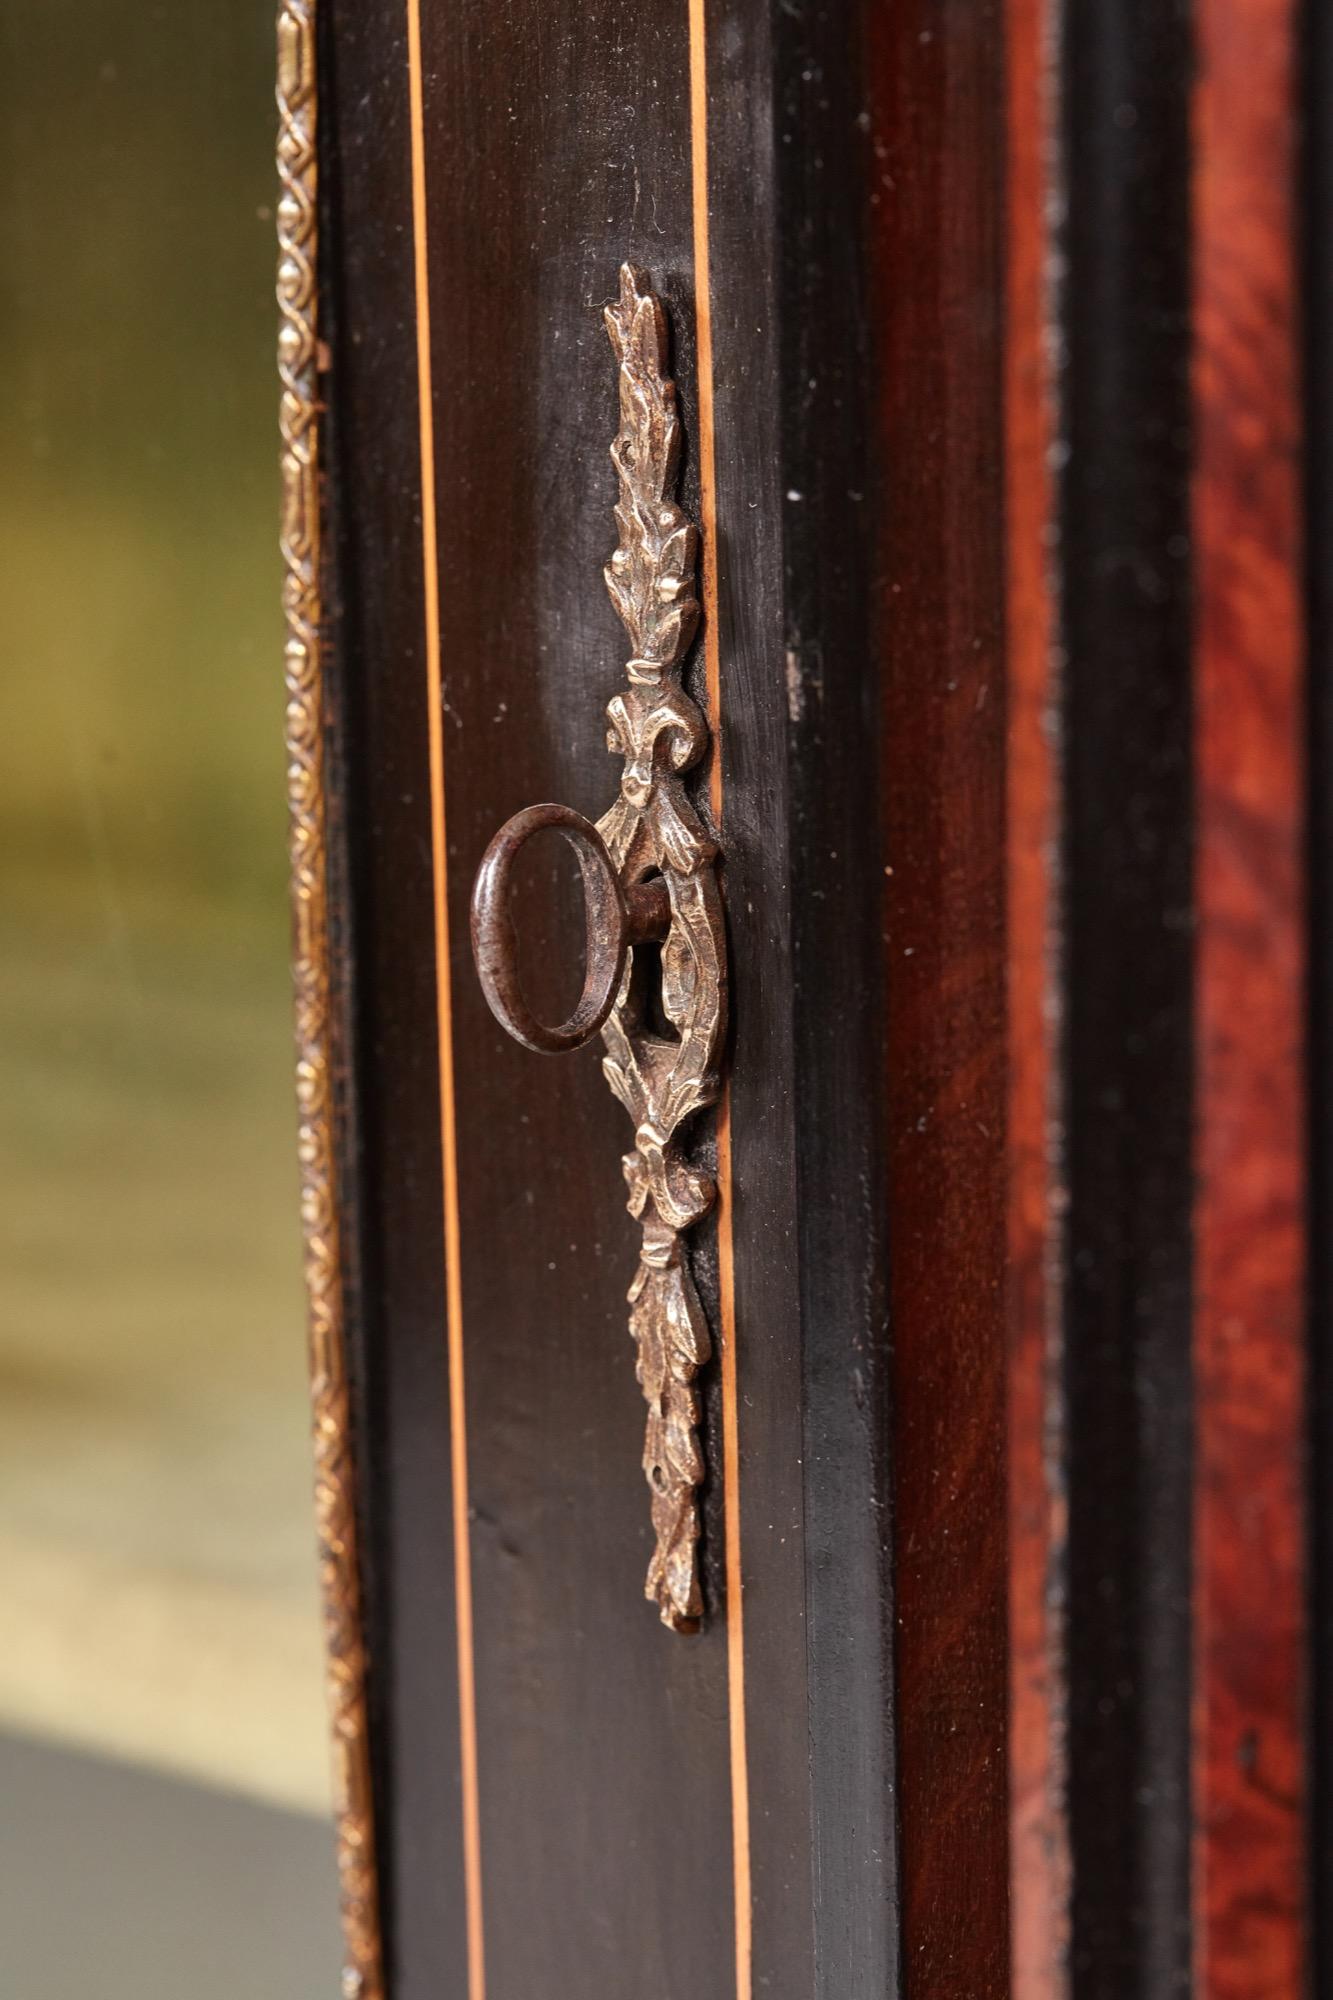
[599,265,727,1633]
[277,7,383,1994]
[470,265,727,1632]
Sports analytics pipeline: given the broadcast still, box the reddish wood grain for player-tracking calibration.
[1192,0,1309,1990]
[1004,0,1070,1994]
[870,5,1011,1993]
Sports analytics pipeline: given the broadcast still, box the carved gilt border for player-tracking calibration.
[278,7,383,1996]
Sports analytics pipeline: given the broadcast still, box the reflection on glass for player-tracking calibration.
[0,0,335,1987]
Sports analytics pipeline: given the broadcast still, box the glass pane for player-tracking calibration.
[0,1,337,1988]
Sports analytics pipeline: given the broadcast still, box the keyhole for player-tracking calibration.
[633,936,681,1044]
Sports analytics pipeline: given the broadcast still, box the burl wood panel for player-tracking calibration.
[1310,0,1333,1980]
[869,3,1011,1994]
[1192,0,1309,1990]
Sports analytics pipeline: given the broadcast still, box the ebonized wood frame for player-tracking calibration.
[308,2,1010,1995]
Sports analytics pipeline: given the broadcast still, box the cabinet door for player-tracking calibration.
[289,2,1330,1997]
[283,2,1008,1996]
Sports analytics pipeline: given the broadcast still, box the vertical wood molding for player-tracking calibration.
[1192,0,1309,1989]
[869,2,1011,1989]
[1005,0,1071,1989]
[1009,3,1196,1991]
[277,4,383,1994]
[1061,4,1196,1990]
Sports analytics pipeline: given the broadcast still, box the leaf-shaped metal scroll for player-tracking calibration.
[597,265,726,1632]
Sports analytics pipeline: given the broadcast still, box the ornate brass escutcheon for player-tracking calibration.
[470,265,727,1632]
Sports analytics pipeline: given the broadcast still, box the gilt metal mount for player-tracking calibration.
[471,265,726,1631]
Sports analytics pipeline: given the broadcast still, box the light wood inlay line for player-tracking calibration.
[406,4,487,1996]
[688,4,753,1997]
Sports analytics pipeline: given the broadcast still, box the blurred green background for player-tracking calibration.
[0,0,337,1988]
